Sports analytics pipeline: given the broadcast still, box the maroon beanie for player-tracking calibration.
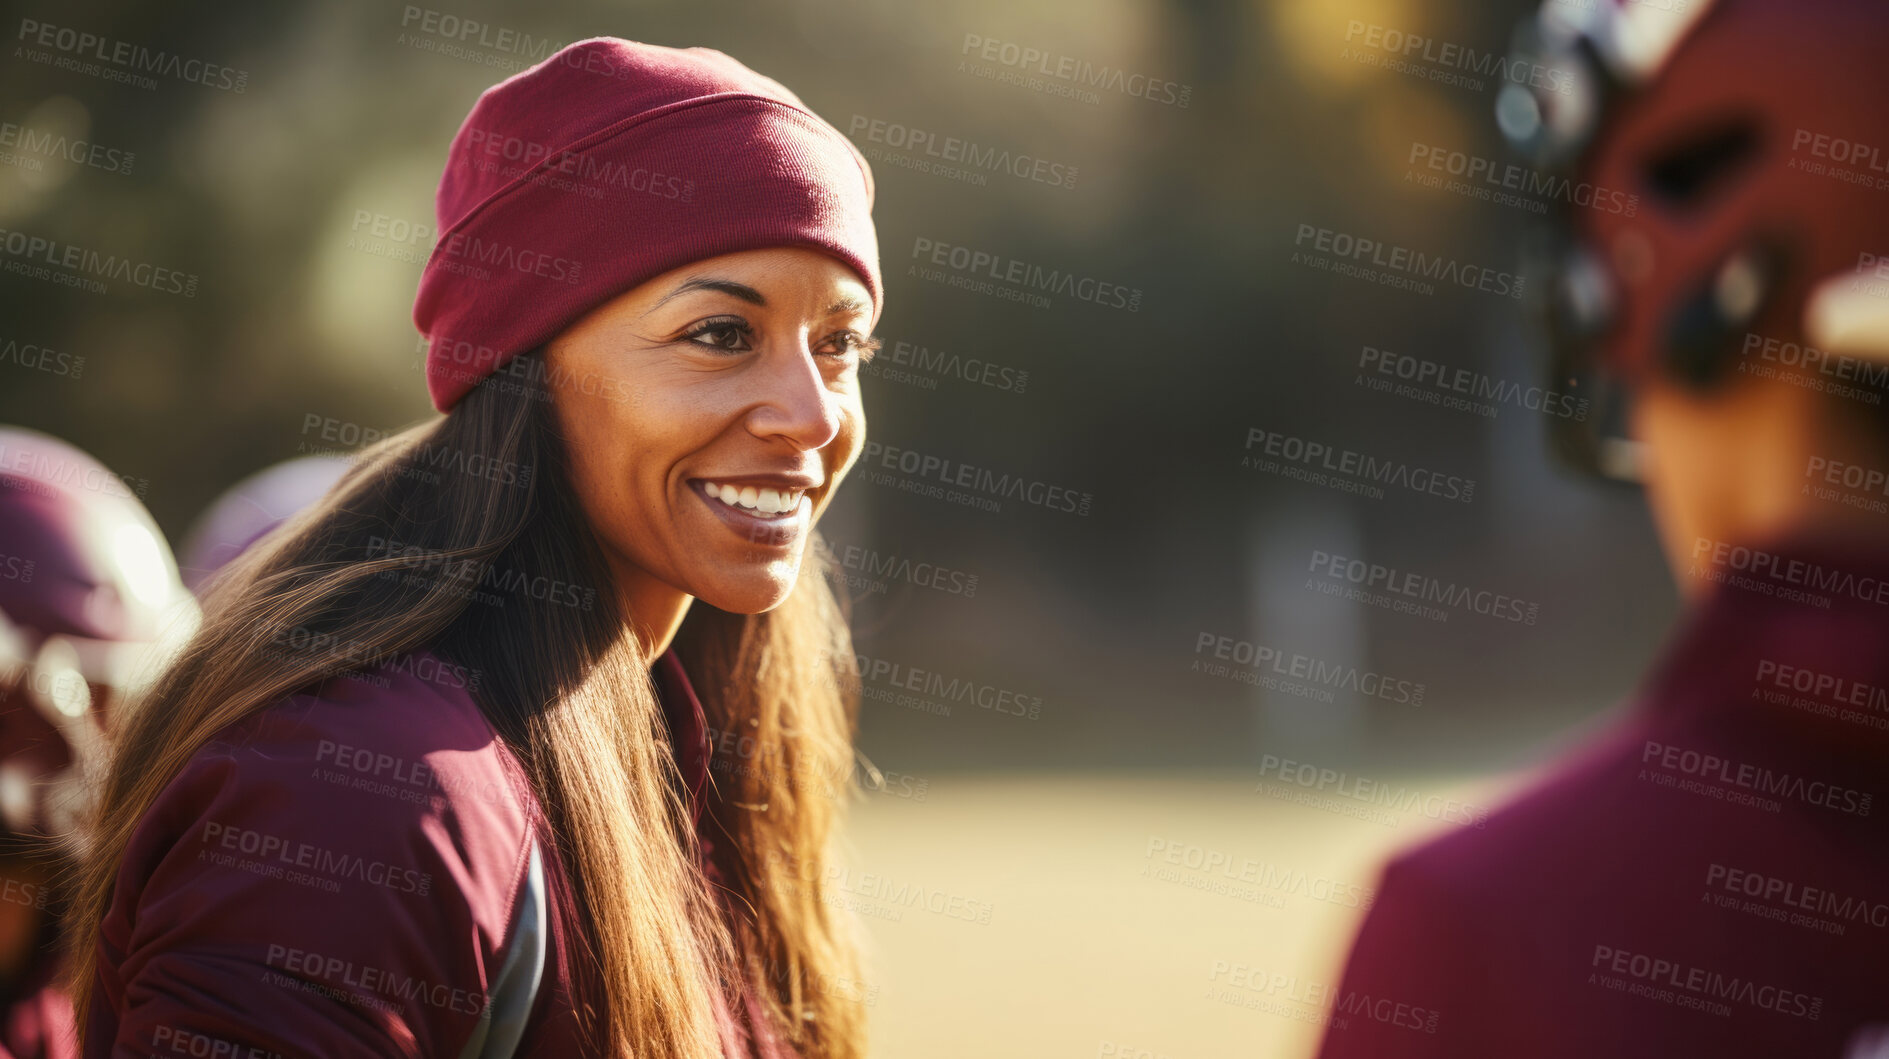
[412,37,881,412]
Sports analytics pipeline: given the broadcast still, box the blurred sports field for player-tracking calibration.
[843,770,1515,1058]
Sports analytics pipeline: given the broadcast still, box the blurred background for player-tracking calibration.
[0,0,1680,1054]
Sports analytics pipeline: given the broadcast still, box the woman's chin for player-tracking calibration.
[690,564,800,615]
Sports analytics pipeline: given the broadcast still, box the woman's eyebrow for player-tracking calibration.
[649,277,767,311]
[825,294,870,317]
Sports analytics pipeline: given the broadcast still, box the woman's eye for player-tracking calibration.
[821,330,883,362]
[683,320,753,352]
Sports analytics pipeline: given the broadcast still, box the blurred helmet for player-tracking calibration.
[0,427,197,839]
[177,455,350,596]
[1497,0,1889,480]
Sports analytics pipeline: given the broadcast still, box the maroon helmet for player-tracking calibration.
[177,455,350,597]
[1498,0,1889,479]
[0,427,196,840]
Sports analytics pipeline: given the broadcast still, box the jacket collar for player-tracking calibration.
[1640,531,1889,761]
[652,649,806,1058]
[652,646,710,827]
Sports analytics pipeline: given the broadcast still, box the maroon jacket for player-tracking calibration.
[88,647,799,1058]
[1317,538,1889,1058]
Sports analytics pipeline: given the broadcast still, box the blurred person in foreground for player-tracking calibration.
[0,427,197,1059]
[1318,0,1889,1056]
[63,37,881,1059]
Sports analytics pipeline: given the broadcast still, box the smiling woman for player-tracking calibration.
[63,38,881,1059]
[547,248,881,626]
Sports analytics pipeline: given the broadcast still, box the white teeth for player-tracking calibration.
[702,481,803,515]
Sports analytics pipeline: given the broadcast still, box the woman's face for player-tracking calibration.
[545,246,876,615]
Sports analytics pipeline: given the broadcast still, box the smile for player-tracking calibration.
[689,478,814,546]
[701,480,807,516]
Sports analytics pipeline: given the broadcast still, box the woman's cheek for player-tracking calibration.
[569,403,638,530]
[832,408,867,480]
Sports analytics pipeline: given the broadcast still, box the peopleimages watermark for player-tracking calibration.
[1738,331,1885,405]
[0,437,147,501]
[259,625,482,695]
[0,227,198,297]
[364,536,597,613]
[1193,632,1426,705]
[857,439,1094,517]
[264,943,483,1016]
[297,413,534,489]
[416,332,643,406]
[1304,549,1543,626]
[15,19,249,93]
[1406,141,1637,216]
[825,647,1045,721]
[1753,658,1889,733]
[1703,861,1889,936]
[347,208,585,285]
[1804,454,1888,517]
[346,209,435,268]
[0,654,81,716]
[395,5,566,74]
[1357,344,1588,421]
[908,236,1143,312]
[1096,1041,1185,1059]
[149,1026,279,1059]
[1242,426,1476,504]
[1640,739,1872,817]
[860,337,1029,396]
[1790,126,1889,193]
[1687,537,1889,609]
[1292,224,1523,300]
[761,960,880,1010]
[1341,20,1571,96]
[1207,960,1440,1033]
[0,553,34,584]
[0,874,47,913]
[849,114,1078,191]
[198,821,433,897]
[314,736,520,811]
[1588,943,1823,1022]
[1256,754,1490,830]
[456,126,696,203]
[0,119,134,175]
[958,34,1192,108]
[1143,837,1375,911]
[436,222,581,286]
[703,725,931,803]
[0,335,82,381]
[1847,250,1889,301]
[765,849,994,926]
[832,865,993,925]
[820,539,981,599]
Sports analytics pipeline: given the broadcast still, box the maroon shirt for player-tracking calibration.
[88,646,798,1058]
[1317,538,1889,1058]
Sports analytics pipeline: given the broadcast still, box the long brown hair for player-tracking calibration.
[63,352,868,1058]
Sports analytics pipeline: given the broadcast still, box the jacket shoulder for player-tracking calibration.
[1381,713,1654,896]
[95,650,538,1059]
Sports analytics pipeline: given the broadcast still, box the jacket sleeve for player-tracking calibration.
[1313,851,1485,1059]
[90,675,538,1059]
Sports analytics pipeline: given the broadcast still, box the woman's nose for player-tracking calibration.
[747,339,844,451]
